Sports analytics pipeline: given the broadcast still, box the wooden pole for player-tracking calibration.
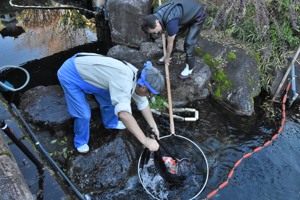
[272,46,300,102]
[158,0,175,134]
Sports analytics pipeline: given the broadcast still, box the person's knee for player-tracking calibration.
[78,110,91,121]
[185,44,196,57]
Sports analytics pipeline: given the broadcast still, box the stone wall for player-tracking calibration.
[0,94,35,200]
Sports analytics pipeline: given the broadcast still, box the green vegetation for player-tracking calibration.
[50,136,73,160]
[149,96,168,111]
[202,53,232,99]
[195,46,204,56]
[200,0,300,91]
[151,0,300,91]
[202,53,220,67]
[227,52,236,60]
[213,70,232,99]
[60,10,89,29]
[0,22,4,30]
[0,151,12,158]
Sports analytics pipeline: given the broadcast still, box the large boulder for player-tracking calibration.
[68,134,137,193]
[19,85,99,135]
[106,0,152,47]
[197,37,261,116]
[107,45,147,68]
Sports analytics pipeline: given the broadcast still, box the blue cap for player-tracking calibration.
[137,61,160,94]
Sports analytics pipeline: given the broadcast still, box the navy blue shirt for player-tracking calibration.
[166,19,180,36]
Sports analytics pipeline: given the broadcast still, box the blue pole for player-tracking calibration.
[290,64,298,106]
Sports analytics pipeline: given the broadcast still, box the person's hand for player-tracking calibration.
[165,57,172,66]
[144,137,159,151]
[151,127,160,139]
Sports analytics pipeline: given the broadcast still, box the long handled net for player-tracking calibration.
[138,134,209,199]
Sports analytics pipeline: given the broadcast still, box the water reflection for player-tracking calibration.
[0,0,98,66]
[0,12,25,38]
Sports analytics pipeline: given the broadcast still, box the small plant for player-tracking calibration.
[0,151,12,158]
[50,136,73,159]
[201,52,232,99]
[149,96,168,111]
[202,53,220,67]
[227,52,237,60]
[195,46,204,56]
[213,70,232,99]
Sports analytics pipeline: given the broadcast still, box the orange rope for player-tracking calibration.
[202,82,291,200]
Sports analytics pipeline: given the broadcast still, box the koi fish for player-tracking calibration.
[154,149,185,185]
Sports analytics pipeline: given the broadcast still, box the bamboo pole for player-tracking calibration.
[272,46,300,102]
[158,0,175,134]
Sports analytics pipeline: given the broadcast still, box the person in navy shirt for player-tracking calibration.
[141,0,206,79]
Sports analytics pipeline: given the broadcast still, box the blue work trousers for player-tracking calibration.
[57,54,118,148]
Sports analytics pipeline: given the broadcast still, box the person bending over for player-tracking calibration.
[141,0,206,79]
[57,52,165,154]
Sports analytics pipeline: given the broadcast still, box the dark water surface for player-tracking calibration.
[1,1,300,200]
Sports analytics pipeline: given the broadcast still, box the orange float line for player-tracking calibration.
[282,104,285,111]
[218,181,229,189]
[281,118,285,126]
[272,134,279,140]
[228,169,234,179]
[243,152,252,158]
[203,86,289,200]
[286,82,291,91]
[282,95,287,103]
[282,111,286,118]
[234,158,243,167]
[254,146,262,153]
[207,189,218,199]
[264,140,271,147]
[277,126,283,134]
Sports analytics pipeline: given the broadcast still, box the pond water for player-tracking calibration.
[1,1,300,200]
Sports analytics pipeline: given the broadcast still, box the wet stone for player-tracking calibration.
[68,134,137,192]
[19,85,99,135]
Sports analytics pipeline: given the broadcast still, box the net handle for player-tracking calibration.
[150,131,178,161]
[159,0,175,135]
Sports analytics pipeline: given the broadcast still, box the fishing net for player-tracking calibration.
[138,134,209,200]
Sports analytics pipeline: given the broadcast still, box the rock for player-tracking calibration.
[163,57,212,106]
[0,133,35,200]
[19,85,99,134]
[197,37,260,116]
[107,45,147,69]
[106,0,152,47]
[68,134,136,192]
[0,96,12,121]
[140,42,162,60]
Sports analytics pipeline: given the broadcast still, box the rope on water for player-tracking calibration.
[202,82,291,200]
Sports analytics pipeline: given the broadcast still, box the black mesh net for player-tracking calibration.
[138,134,209,200]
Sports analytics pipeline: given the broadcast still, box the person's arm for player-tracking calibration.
[140,106,160,138]
[164,19,179,66]
[165,35,176,65]
[118,111,159,151]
